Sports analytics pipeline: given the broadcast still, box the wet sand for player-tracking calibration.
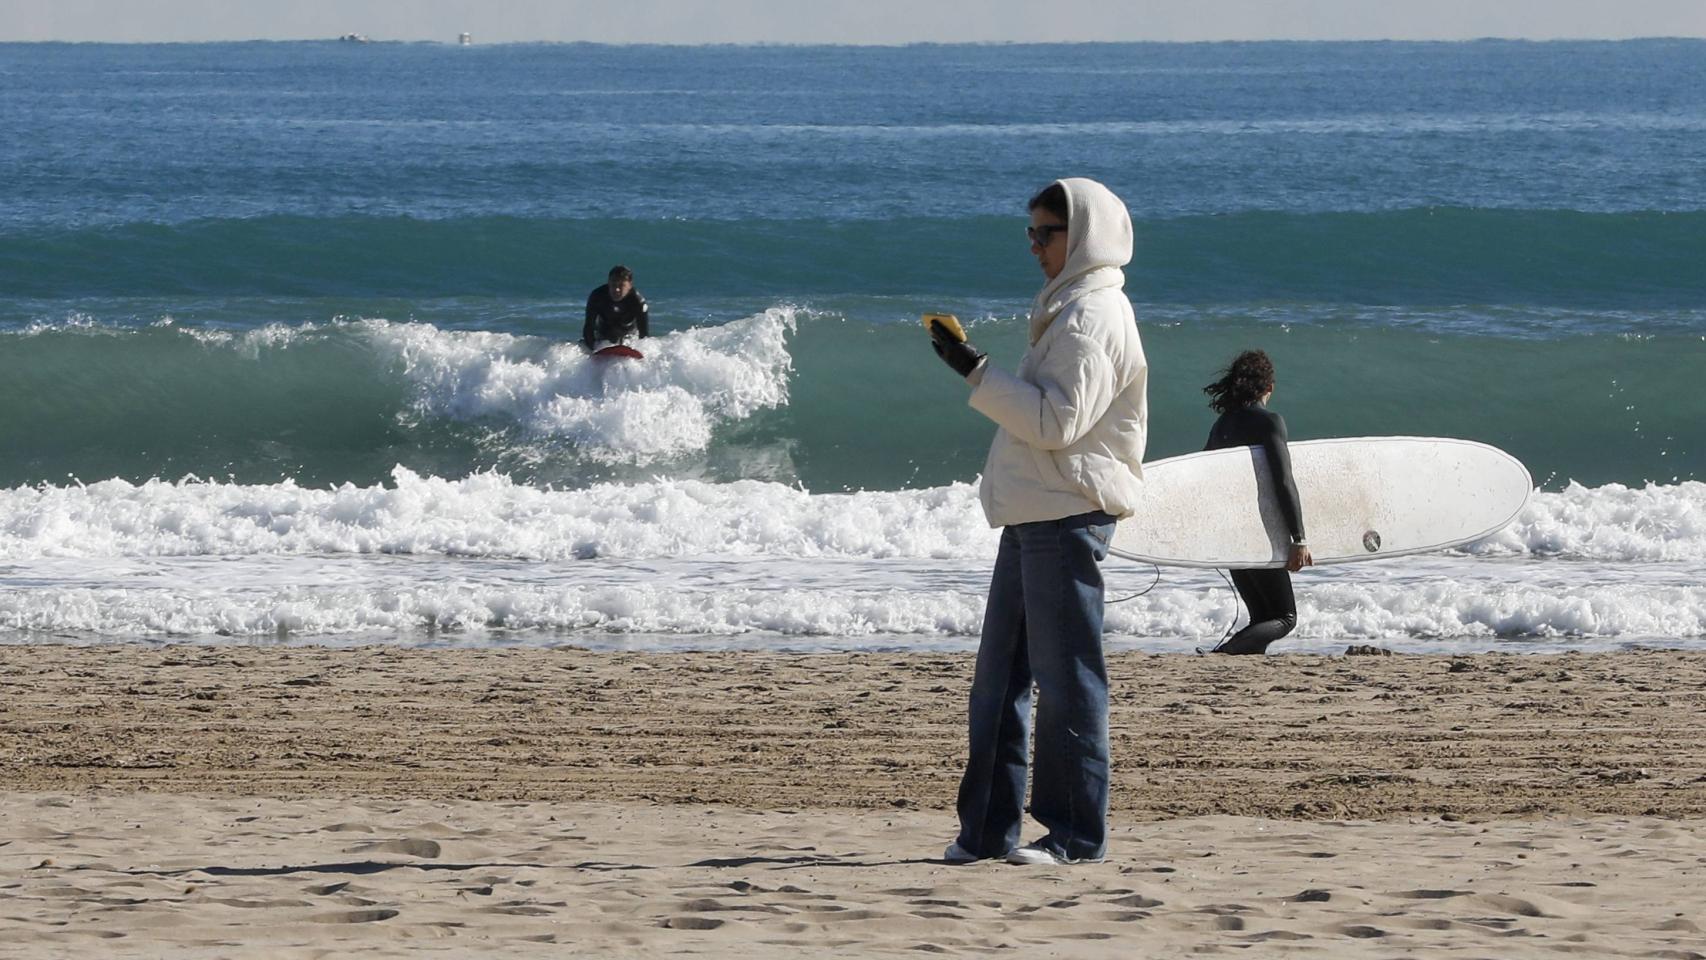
[5,645,1703,817]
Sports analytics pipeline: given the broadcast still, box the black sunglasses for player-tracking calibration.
[1026,224,1068,247]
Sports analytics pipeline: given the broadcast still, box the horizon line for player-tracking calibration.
[4,35,1705,46]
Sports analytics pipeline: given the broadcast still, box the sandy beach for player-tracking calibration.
[3,644,1705,956]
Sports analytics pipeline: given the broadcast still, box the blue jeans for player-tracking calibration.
[955,511,1115,862]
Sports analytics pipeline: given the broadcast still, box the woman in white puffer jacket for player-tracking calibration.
[929,177,1147,866]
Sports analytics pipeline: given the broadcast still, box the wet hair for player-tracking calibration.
[608,265,633,282]
[1203,350,1276,414]
[1027,182,1069,223]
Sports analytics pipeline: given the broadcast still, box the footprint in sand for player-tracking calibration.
[479,904,555,916]
[678,897,787,915]
[1212,915,1246,931]
[905,896,971,920]
[309,909,400,924]
[207,897,311,909]
[1457,916,1521,930]
[1464,893,1556,918]
[1393,917,1459,931]
[1243,930,1313,941]
[303,881,349,896]
[396,822,465,837]
[351,838,441,858]
[820,908,891,922]
[662,916,725,930]
[33,885,96,899]
[727,880,773,894]
[1336,924,1387,939]
[1653,919,1702,934]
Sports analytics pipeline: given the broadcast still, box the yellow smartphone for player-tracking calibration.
[921,312,966,342]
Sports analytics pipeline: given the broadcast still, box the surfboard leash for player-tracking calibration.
[1105,562,1161,605]
[1105,565,1241,655]
[1206,568,1242,653]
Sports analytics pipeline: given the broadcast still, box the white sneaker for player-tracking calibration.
[943,841,979,864]
[1005,841,1105,866]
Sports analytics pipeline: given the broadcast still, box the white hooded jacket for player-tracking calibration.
[967,178,1148,528]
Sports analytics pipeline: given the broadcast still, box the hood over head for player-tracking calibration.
[1031,177,1133,340]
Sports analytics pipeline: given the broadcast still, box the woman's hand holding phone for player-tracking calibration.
[923,313,985,379]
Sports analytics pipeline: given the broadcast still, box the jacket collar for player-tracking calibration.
[1028,265,1125,344]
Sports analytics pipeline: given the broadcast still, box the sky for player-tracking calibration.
[2,0,1705,44]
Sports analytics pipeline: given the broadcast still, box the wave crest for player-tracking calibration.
[369,308,796,463]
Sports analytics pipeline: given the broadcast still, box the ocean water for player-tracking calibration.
[1,39,1702,652]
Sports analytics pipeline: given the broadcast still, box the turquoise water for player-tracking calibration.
[0,314,1695,490]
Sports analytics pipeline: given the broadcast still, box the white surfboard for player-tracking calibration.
[1109,437,1531,568]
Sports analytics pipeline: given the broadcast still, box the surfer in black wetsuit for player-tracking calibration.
[1203,350,1312,655]
[581,264,650,351]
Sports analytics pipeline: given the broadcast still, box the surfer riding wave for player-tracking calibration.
[582,264,650,354]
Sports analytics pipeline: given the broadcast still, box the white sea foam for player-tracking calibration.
[9,310,799,465]
[0,578,986,643]
[0,469,990,560]
[2,474,1703,564]
[1470,480,1706,562]
[20,312,104,335]
[3,474,1703,649]
[1107,570,1706,645]
[1,555,1700,650]
[364,308,796,462]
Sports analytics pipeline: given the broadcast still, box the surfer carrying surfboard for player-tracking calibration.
[1202,349,1312,655]
[580,264,650,353]
[928,178,1148,867]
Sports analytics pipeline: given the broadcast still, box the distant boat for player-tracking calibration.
[338,33,371,43]
[459,32,472,46]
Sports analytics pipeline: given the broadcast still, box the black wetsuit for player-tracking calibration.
[582,285,650,348]
[1205,403,1305,655]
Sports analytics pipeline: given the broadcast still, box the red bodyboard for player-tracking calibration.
[593,344,644,360]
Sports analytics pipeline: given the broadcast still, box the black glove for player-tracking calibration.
[929,319,985,380]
